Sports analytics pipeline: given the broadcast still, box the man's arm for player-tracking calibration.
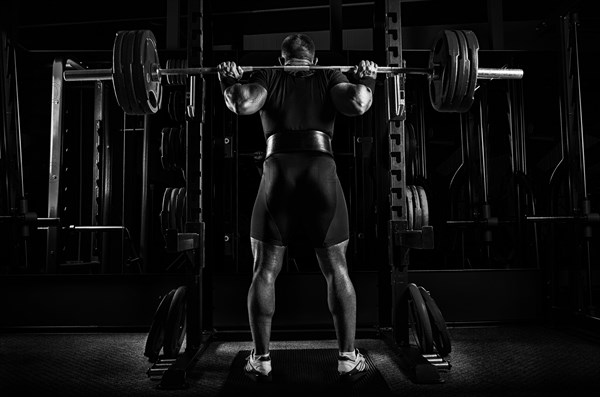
[218,61,267,115]
[330,82,374,116]
[330,60,378,117]
[223,83,267,115]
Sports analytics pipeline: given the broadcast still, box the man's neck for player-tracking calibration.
[284,58,313,66]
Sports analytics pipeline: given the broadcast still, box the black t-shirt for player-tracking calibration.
[249,69,349,139]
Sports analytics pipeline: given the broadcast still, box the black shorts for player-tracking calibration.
[250,152,349,248]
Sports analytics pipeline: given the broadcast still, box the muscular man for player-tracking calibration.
[218,33,377,379]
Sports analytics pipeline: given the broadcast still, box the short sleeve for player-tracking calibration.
[327,69,349,90]
[249,69,269,90]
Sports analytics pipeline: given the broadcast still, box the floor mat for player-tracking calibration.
[218,348,392,397]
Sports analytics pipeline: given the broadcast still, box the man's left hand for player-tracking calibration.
[352,60,378,79]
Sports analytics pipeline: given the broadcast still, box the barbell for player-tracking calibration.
[62,29,524,115]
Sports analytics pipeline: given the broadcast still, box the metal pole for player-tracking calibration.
[46,58,65,273]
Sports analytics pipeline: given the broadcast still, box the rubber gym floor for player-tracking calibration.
[1,324,599,397]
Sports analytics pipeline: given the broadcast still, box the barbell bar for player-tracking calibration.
[61,29,524,115]
[64,65,522,82]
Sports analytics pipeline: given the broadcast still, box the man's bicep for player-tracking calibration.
[237,83,268,115]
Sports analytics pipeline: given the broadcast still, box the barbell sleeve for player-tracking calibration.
[63,68,113,81]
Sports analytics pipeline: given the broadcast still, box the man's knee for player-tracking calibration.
[251,238,286,279]
[315,239,350,278]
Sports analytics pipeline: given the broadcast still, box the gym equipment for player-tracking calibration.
[62,29,523,115]
[406,283,434,354]
[404,185,430,231]
[162,286,187,359]
[144,289,177,361]
[419,286,451,357]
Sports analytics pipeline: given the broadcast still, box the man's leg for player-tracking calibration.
[314,239,356,353]
[247,237,286,355]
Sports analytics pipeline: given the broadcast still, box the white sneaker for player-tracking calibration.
[338,348,367,377]
[244,349,272,377]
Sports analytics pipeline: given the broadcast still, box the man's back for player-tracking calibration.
[250,69,349,139]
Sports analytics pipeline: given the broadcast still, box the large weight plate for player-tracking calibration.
[410,185,423,230]
[122,30,144,115]
[131,30,162,114]
[429,30,460,112]
[405,186,415,230]
[112,31,132,114]
[458,30,479,112]
[144,288,176,361]
[163,285,187,359]
[451,30,470,110]
[419,286,451,356]
[407,283,434,354]
[416,186,430,227]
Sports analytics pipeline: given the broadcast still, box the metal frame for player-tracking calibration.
[378,0,442,384]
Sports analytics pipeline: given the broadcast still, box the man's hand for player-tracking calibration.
[217,61,244,82]
[351,60,378,80]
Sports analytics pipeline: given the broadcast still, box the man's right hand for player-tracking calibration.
[217,61,244,82]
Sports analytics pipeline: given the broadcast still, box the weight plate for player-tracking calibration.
[419,286,451,356]
[169,187,180,231]
[410,185,423,230]
[141,30,162,113]
[182,59,189,86]
[131,30,148,114]
[181,192,187,233]
[112,31,132,114]
[144,288,176,361]
[169,127,179,171]
[428,30,460,112]
[160,187,173,238]
[407,283,434,354]
[165,59,173,86]
[451,30,470,110]
[160,128,169,171]
[175,187,186,233]
[459,30,479,112]
[122,30,144,115]
[405,186,415,230]
[130,30,147,114]
[405,123,417,180]
[168,127,177,171]
[169,90,181,123]
[176,59,183,86]
[163,285,187,359]
[416,186,430,227]
[167,90,174,121]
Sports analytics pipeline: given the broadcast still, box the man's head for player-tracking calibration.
[280,33,316,64]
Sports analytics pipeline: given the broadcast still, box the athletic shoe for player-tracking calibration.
[244,349,272,378]
[338,348,367,378]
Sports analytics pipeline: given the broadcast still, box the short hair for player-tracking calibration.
[281,33,316,62]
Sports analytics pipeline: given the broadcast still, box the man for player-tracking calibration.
[218,33,377,379]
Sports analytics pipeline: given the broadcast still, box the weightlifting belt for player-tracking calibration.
[265,130,332,159]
